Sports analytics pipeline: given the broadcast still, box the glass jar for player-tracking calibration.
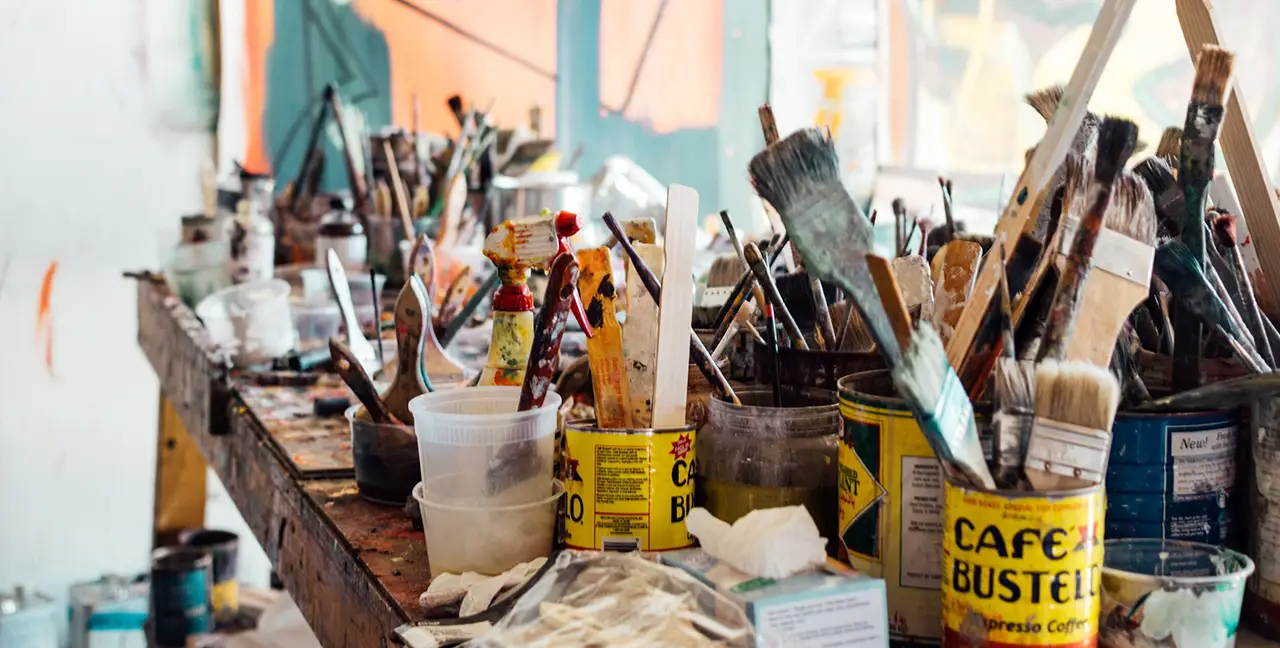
[224,171,275,284]
[697,387,840,553]
[315,196,368,268]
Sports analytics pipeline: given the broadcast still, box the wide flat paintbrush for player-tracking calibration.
[891,323,996,489]
[748,128,902,366]
[1156,127,1183,163]
[381,275,430,422]
[1040,116,1139,361]
[1062,171,1157,366]
[330,337,395,425]
[1134,157,1184,241]
[1022,117,1135,493]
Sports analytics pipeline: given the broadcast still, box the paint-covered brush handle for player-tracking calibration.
[605,212,741,405]
[330,337,395,424]
[744,242,809,350]
[518,253,579,411]
[1041,185,1113,361]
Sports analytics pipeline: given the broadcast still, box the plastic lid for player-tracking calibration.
[408,387,560,445]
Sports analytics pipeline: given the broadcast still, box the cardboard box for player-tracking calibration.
[660,550,889,648]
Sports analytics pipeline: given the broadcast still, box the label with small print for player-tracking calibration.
[563,427,695,552]
[754,589,889,648]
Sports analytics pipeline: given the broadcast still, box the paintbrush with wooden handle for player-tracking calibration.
[381,274,430,421]
[330,337,395,425]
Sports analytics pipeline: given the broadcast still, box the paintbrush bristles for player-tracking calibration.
[1212,210,1238,247]
[749,128,850,219]
[1104,172,1157,243]
[1093,117,1139,186]
[1156,127,1183,161]
[1191,46,1236,107]
[1034,360,1120,431]
[1024,85,1064,121]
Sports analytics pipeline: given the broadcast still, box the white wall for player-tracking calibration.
[0,0,268,629]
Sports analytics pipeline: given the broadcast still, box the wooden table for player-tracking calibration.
[137,277,431,647]
[136,275,1280,648]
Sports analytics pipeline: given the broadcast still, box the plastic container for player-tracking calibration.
[348,405,420,506]
[275,264,384,331]
[290,298,341,345]
[1100,539,1254,648]
[698,388,840,553]
[408,387,560,505]
[194,279,295,367]
[413,478,563,578]
[163,240,229,307]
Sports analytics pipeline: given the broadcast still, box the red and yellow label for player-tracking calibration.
[942,482,1104,647]
[563,427,695,552]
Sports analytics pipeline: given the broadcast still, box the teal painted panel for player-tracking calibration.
[262,0,391,189]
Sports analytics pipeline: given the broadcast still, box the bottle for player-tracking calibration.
[225,170,276,283]
[315,196,368,268]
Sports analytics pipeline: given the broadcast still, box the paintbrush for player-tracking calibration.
[1156,127,1183,162]
[600,217,657,249]
[1134,157,1184,240]
[437,266,473,326]
[327,87,370,217]
[1110,322,1150,406]
[327,249,380,377]
[603,212,741,406]
[990,240,1035,487]
[1040,116,1139,361]
[722,206,834,350]
[744,242,808,350]
[577,246,631,428]
[891,323,996,489]
[383,141,415,240]
[1061,171,1157,366]
[440,271,500,347]
[330,337,396,425]
[1026,360,1119,491]
[938,177,956,242]
[749,128,902,366]
[707,235,783,349]
[381,275,430,420]
[710,301,763,362]
[1155,239,1270,373]
[1181,45,1234,264]
[892,198,908,256]
[483,253,579,498]
[1212,211,1274,366]
[370,268,385,369]
[930,240,982,349]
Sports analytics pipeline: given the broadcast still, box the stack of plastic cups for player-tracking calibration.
[407,387,565,577]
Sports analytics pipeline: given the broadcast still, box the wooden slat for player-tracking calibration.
[623,243,664,428]
[1177,0,1280,318]
[578,247,631,428]
[651,185,699,428]
[153,395,207,548]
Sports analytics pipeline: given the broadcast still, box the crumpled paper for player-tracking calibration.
[685,506,827,579]
[419,558,548,618]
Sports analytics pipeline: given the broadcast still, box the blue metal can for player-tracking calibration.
[1106,408,1238,545]
[148,547,212,647]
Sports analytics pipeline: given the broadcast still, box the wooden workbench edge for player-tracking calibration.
[134,278,410,647]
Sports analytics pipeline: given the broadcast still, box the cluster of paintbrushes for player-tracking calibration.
[741,37,1265,494]
[579,194,742,432]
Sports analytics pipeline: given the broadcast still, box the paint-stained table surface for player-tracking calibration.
[136,277,437,646]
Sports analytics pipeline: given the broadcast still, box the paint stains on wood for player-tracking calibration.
[577,247,630,428]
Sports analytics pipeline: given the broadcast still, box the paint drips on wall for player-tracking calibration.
[36,260,57,377]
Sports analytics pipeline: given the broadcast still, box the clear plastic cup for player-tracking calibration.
[194,279,295,366]
[407,387,560,505]
[413,478,563,578]
[1100,539,1255,648]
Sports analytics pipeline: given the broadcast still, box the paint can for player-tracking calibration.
[148,546,213,647]
[942,479,1105,647]
[838,370,992,645]
[1105,408,1238,546]
[562,419,697,552]
[178,529,240,623]
[1243,396,1280,640]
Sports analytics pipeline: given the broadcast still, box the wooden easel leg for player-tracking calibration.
[153,394,207,548]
